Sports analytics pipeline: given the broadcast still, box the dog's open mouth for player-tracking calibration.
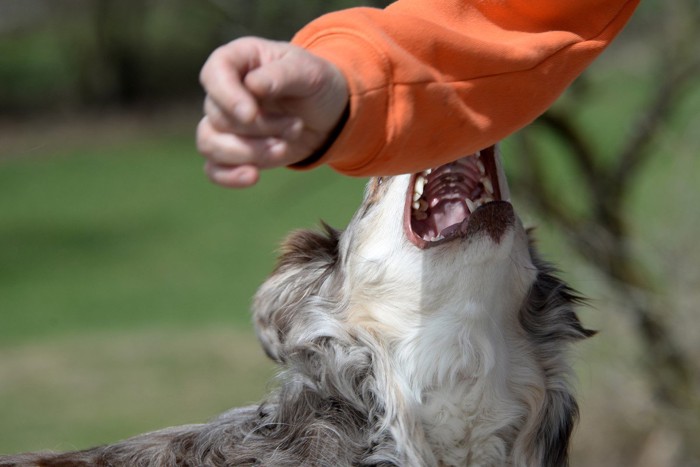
[404,145,509,249]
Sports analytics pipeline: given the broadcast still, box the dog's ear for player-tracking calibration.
[253,223,342,362]
[516,246,595,466]
[274,222,341,274]
[536,391,579,467]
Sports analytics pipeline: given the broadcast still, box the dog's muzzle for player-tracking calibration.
[404,145,511,248]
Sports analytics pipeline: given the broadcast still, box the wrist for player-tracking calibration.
[289,103,350,169]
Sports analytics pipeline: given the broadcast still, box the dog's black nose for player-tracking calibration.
[462,201,515,244]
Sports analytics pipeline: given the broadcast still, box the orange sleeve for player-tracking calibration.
[291,0,639,176]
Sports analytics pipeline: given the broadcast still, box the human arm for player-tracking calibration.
[291,0,640,176]
[197,0,640,187]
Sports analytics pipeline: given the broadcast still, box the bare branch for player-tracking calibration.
[612,0,700,193]
[612,64,699,194]
[537,111,600,192]
[513,132,581,231]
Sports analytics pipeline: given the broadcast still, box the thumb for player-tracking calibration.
[244,49,330,100]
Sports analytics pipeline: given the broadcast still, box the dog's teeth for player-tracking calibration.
[414,210,428,220]
[412,198,429,217]
[481,177,494,194]
[465,197,476,213]
[415,176,427,194]
[413,176,427,201]
[423,169,432,176]
[413,177,424,198]
[418,199,429,212]
[473,195,494,209]
[477,160,486,175]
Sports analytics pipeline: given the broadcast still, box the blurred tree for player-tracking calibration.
[90,0,149,104]
[205,0,391,40]
[510,0,700,462]
[0,0,393,112]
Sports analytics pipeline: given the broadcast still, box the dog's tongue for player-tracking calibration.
[431,200,469,238]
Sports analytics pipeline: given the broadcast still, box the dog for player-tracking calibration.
[0,146,593,466]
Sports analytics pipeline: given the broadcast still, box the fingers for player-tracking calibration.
[197,116,298,169]
[244,49,325,100]
[203,96,302,138]
[198,36,349,188]
[199,40,260,124]
[204,162,260,189]
[200,38,308,139]
[244,47,349,134]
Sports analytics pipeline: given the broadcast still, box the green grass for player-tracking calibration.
[0,113,367,452]
[0,327,275,452]
[0,128,366,343]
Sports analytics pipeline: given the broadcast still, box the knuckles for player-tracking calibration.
[195,118,215,156]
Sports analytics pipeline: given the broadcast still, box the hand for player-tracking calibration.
[197,37,349,188]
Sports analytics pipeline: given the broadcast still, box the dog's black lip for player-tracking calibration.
[460,201,515,244]
[404,146,507,249]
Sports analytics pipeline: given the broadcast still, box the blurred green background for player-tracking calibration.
[1,1,699,465]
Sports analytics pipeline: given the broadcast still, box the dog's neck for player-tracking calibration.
[347,227,535,373]
[343,229,538,466]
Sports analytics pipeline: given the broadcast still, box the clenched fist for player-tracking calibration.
[197,37,349,188]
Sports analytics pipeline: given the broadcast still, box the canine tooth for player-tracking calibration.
[474,196,494,208]
[413,191,422,202]
[481,177,494,194]
[414,176,426,196]
[477,160,486,175]
[465,197,476,213]
[423,169,432,176]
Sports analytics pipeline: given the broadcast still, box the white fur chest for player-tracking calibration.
[418,382,519,466]
[395,316,525,467]
[386,257,535,466]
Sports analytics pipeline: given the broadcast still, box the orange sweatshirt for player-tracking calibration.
[291,0,639,176]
